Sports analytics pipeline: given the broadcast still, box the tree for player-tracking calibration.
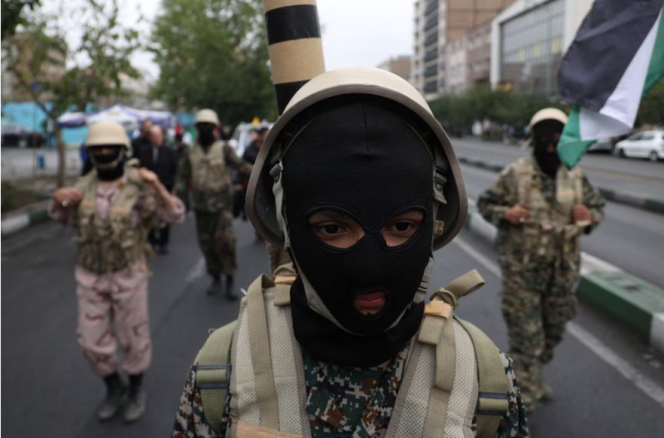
[637,77,664,127]
[150,0,276,126]
[1,0,41,41]
[4,0,142,187]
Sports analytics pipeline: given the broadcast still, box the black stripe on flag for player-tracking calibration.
[266,5,321,45]
[274,80,310,115]
[558,0,663,111]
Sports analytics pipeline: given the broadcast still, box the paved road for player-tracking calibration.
[461,163,664,289]
[453,138,664,203]
[2,217,663,437]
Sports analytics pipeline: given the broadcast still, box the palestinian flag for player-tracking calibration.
[558,0,664,168]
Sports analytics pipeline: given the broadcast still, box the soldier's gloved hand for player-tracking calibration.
[503,204,530,225]
[573,204,592,224]
[53,187,82,208]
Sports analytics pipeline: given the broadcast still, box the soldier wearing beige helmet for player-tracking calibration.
[478,108,605,412]
[175,108,252,299]
[51,121,185,422]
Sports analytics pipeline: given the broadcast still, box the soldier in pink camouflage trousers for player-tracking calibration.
[51,121,185,423]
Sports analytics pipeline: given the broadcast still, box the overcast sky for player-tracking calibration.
[45,0,415,81]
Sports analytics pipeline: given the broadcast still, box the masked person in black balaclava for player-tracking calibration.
[174,69,530,438]
[478,108,605,412]
[175,109,253,299]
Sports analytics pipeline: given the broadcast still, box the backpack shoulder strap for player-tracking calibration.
[195,320,238,434]
[455,318,510,438]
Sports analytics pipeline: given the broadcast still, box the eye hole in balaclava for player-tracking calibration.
[307,207,426,250]
[280,96,435,367]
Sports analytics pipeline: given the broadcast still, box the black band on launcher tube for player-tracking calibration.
[275,80,310,114]
[266,5,321,45]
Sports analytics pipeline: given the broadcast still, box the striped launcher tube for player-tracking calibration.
[263,0,326,114]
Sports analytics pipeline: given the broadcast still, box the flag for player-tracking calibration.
[558,0,664,168]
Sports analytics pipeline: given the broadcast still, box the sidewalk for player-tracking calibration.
[465,199,664,354]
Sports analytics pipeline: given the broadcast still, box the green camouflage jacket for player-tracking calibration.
[172,346,529,438]
[175,142,252,213]
[477,159,605,267]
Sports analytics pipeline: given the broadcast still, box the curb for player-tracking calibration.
[457,155,664,216]
[1,200,51,236]
[464,200,664,354]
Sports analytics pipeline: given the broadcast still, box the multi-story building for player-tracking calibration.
[412,0,517,99]
[377,55,412,82]
[490,0,594,95]
[445,37,467,95]
[466,20,493,87]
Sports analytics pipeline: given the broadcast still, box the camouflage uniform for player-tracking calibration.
[176,141,252,277]
[173,346,529,438]
[477,157,605,409]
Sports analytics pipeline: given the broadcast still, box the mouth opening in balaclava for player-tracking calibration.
[280,96,436,367]
[89,146,126,181]
[532,120,564,177]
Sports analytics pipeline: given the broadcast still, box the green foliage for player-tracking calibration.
[637,77,664,127]
[4,0,143,186]
[150,0,275,125]
[1,0,40,41]
[429,85,569,136]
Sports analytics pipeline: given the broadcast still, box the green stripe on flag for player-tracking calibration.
[644,9,664,94]
[558,106,594,169]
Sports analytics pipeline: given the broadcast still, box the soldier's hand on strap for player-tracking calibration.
[573,204,592,224]
[503,204,530,225]
[53,187,82,208]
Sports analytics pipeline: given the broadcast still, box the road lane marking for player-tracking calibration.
[452,237,664,409]
[185,257,206,283]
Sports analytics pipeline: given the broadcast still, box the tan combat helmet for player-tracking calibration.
[195,109,220,125]
[247,67,468,251]
[522,108,569,148]
[85,121,131,150]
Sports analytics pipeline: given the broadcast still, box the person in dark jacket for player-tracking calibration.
[141,125,179,254]
[131,119,153,162]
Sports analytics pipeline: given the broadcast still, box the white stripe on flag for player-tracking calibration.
[580,9,663,141]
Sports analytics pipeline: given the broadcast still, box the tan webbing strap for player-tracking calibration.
[435,270,485,303]
[195,320,238,434]
[455,318,509,438]
[422,316,456,437]
[247,275,280,429]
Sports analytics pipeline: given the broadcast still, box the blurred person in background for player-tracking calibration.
[50,121,185,423]
[175,109,252,299]
[478,108,605,413]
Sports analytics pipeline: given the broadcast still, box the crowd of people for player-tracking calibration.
[52,76,604,436]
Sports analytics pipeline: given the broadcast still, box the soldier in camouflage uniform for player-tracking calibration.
[176,109,252,300]
[51,121,185,423]
[477,108,605,412]
[173,69,529,438]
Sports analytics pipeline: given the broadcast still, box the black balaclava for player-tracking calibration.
[532,120,564,177]
[89,146,126,181]
[197,123,216,148]
[281,98,434,367]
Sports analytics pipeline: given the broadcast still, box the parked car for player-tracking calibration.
[588,138,614,153]
[1,121,46,148]
[614,130,664,162]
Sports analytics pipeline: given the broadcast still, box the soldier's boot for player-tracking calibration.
[206,275,221,295]
[123,374,147,423]
[97,372,126,421]
[225,275,238,301]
